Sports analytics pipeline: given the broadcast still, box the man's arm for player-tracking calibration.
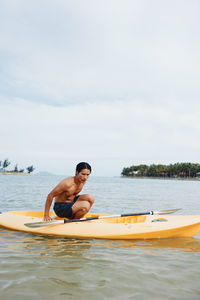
[44,192,55,221]
[43,179,68,221]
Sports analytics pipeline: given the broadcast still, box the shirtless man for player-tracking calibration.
[43,162,94,221]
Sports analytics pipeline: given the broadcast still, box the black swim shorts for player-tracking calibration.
[53,196,79,219]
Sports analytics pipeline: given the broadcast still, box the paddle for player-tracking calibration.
[24,208,181,228]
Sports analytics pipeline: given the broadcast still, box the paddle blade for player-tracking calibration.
[24,220,64,228]
[154,208,181,215]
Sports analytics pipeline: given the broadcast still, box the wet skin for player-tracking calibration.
[43,169,94,221]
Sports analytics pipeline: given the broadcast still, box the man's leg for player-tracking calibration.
[72,194,94,219]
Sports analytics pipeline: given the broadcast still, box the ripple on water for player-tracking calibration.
[1,176,200,299]
[1,229,200,299]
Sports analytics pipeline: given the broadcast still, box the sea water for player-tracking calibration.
[0,175,200,300]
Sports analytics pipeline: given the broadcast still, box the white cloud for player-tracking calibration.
[0,0,200,105]
[0,1,200,175]
[0,97,200,175]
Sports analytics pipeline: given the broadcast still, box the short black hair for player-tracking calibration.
[76,162,92,173]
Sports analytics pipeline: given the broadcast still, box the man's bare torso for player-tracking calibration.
[54,176,84,203]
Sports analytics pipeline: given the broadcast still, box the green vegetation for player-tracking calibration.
[0,158,35,174]
[121,163,200,179]
[3,158,10,170]
[26,165,35,174]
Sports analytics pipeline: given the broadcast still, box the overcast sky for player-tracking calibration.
[0,0,200,176]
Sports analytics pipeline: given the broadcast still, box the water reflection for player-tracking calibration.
[94,237,200,253]
[0,229,92,258]
[1,228,200,256]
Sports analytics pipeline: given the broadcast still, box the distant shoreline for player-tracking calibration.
[121,175,200,181]
[0,172,32,175]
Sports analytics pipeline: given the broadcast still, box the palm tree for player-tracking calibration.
[26,166,35,174]
[3,159,11,171]
[14,164,18,172]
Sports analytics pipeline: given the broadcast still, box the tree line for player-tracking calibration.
[121,163,200,178]
[0,158,35,174]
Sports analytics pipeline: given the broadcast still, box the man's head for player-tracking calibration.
[76,162,92,174]
[75,162,92,183]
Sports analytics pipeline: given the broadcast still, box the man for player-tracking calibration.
[43,162,94,221]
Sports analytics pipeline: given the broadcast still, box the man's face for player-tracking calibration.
[76,168,90,183]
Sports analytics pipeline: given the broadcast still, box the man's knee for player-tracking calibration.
[86,194,95,205]
[79,206,88,215]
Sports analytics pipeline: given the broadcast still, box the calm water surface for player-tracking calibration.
[0,175,200,299]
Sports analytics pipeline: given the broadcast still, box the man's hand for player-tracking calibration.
[43,215,53,222]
